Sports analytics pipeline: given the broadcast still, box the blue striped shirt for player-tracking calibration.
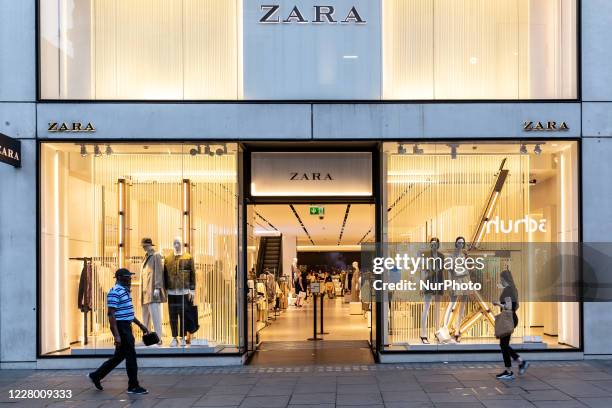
[107,284,134,321]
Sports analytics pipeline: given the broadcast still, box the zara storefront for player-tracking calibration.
[3,0,612,368]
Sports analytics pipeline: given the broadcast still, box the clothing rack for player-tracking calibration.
[71,257,93,345]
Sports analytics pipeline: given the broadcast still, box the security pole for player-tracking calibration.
[308,283,323,341]
[319,293,329,335]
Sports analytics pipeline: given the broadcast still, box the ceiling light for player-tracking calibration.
[397,143,406,155]
[520,144,528,154]
[204,145,214,157]
[216,144,227,156]
[189,145,201,156]
[105,145,113,156]
[534,144,542,155]
[80,144,88,157]
[413,144,423,155]
[93,145,102,157]
[447,143,459,160]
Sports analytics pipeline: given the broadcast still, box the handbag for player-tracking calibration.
[494,310,515,338]
[184,303,200,334]
[435,327,453,344]
[142,331,160,346]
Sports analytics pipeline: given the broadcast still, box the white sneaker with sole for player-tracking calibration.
[496,370,515,380]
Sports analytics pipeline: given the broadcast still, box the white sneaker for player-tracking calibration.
[180,337,186,347]
[170,338,178,347]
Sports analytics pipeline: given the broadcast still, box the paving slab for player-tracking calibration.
[0,361,611,407]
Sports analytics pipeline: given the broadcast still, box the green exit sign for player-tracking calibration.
[309,206,325,216]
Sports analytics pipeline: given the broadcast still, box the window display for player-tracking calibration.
[383,0,577,99]
[381,141,580,351]
[40,143,240,355]
[39,0,577,100]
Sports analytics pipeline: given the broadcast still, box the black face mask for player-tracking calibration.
[118,277,132,290]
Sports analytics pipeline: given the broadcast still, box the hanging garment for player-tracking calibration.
[351,267,360,302]
[77,260,92,312]
[266,273,276,304]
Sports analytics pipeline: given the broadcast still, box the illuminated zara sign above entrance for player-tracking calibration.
[251,152,372,197]
[259,4,366,24]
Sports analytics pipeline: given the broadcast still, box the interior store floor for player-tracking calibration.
[251,296,374,365]
[260,296,370,342]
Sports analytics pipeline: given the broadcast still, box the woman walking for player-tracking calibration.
[494,269,529,380]
[295,269,308,308]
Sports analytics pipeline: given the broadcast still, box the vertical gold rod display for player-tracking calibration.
[118,178,126,268]
[182,178,191,253]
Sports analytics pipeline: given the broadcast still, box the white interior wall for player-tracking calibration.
[282,235,297,282]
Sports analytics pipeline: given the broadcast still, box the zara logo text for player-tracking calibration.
[48,122,96,133]
[523,121,569,132]
[259,4,366,24]
[290,172,334,181]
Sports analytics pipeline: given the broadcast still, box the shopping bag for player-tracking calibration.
[494,310,515,338]
[185,303,200,334]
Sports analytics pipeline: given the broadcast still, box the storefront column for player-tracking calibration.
[582,137,612,356]
[0,138,37,368]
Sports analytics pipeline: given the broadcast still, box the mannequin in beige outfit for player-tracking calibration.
[351,261,360,302]
[141,238,167,345]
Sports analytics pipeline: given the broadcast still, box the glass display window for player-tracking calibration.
[380,140,580,351]
[383,0,577,99]
[39,0,577,100]
[40,142,240,355]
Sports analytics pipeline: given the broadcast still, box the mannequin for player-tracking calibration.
[164,237,195,347]
[442,236,470,342]
[291,258,299,290]
[350,261,360,302]
[263,267,276,305]
[141,237,166,345]
[420,237,444,344]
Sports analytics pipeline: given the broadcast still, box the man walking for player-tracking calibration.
[88,268,149,394]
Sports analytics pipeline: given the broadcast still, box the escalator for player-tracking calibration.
[257,235,283,277]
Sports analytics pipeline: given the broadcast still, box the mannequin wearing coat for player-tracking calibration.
[141,237,166,344]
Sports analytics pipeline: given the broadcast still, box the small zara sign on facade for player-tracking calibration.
[48,122,96,133]
[0,132,21,168]
[523,121,569,132]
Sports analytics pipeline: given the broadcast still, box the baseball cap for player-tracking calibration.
[115,268,135,278]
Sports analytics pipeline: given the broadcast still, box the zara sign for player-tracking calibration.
[259,4,366,24]
[0,132,21,168]
[250,152,372,197]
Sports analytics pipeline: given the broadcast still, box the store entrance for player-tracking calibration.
[246,203,375,365]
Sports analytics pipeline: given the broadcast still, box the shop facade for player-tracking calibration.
[1,0,612,368]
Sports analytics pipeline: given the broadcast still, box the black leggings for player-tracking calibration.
[499,312,520,368]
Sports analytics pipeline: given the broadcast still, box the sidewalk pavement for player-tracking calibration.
[2,360,612,407]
